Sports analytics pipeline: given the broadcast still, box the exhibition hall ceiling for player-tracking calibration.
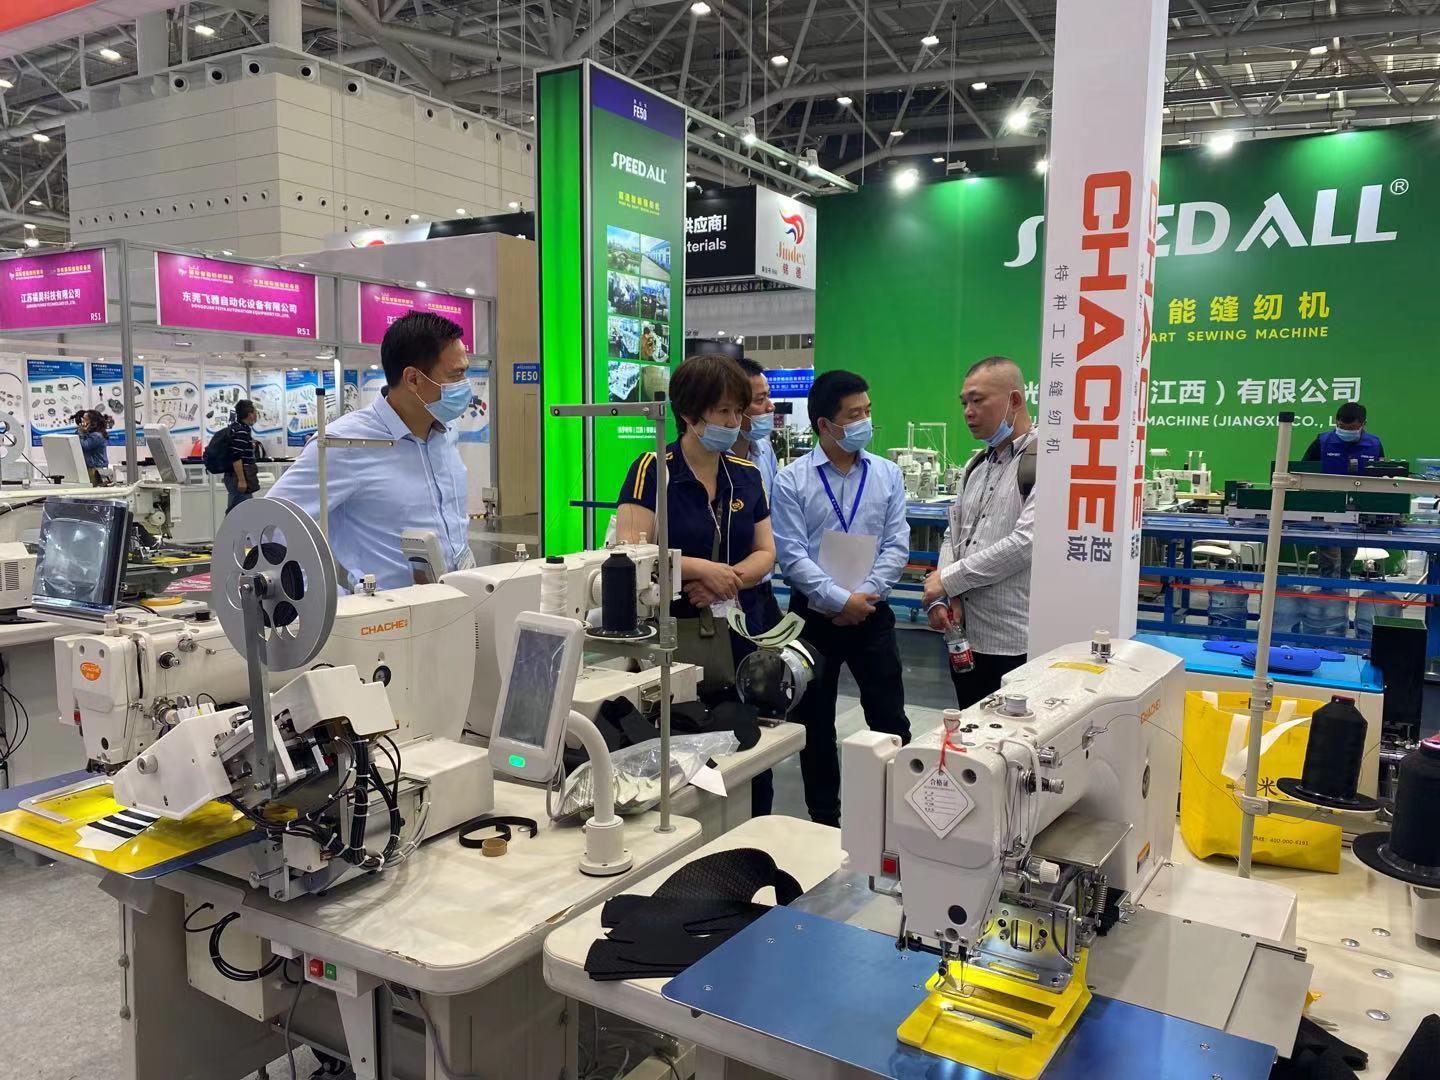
[3,0,1439,247]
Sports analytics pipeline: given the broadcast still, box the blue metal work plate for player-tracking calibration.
[662,908,1277,1080]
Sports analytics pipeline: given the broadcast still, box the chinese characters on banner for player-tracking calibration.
[0,249,107,330]
[155,252,319,338]
[1026,0,1168,656]
[357,283,477,352]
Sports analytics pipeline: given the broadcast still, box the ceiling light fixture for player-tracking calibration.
[23,222,35,230]
[1309,44,1328,55]
[23,237,39,248]
[740,116,758,145]
[685,179,699,189]
[464,287,476,295]
[27,199,42,207]
[971,81,987,92]
[921,34,940,47]
[771,54,789,66]
[1178,136,1193,145]
[1209,131,1236,154]
[456,207,468,215]
[932,155,945,163]
[690,1,711,14]
[1005,96,1038,133]
[889,129,905,139]
[1035,158,1049,174]
[0,78,12,90]
[99,47,122,62]
[893,167,920,192]
[508,200,520,210]
[193,24,216,37]
[802,148,819,174]
[836,95,853,106]
[415,280,428,289]
[31,132,50,143]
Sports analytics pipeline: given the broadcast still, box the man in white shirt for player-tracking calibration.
[923,357,1037,708]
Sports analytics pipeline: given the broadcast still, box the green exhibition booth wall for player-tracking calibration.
[816,125,1436,484]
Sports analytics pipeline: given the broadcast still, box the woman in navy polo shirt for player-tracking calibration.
[615,354,775,691]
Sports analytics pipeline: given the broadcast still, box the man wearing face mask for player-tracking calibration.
[267,311,473,591]
[772,370,910,827]
[923,357,1037,709]
[1304,402,1384,578]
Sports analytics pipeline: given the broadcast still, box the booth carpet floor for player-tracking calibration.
[0,625,954,1080]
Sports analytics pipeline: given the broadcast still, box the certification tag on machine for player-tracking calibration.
[905,764,974,839]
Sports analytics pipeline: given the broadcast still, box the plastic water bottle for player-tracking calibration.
[1353,591,1378,640]
[945,621,976,674]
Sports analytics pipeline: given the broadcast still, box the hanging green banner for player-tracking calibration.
[537,61,686,553]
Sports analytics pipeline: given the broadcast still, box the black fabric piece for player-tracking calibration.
[653,847,802,905]
[585,848,802,981]
[1386,1013,1440,1079]
[585,898,770,981]
[1270,1017,1368,1080]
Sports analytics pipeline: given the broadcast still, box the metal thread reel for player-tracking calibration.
[212,498,337,670]
[0,410,26,464]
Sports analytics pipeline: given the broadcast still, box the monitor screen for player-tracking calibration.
[496,625,568,749]
[31,498,131,617]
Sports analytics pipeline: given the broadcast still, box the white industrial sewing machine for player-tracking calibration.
[443,546,700,737]
[841,633,1311,1076]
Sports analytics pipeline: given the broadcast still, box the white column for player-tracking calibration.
[269,0,303,50]
[1026,0,1168,656]
[135,11,169,75]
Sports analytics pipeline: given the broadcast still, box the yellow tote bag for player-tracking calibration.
[1179,690,1341,873]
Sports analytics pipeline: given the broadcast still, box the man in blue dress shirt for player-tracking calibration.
[732,356,780,626]
[772,369,911,827]
[268,312,472,591]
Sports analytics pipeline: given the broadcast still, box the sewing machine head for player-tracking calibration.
[842,636,1183,992]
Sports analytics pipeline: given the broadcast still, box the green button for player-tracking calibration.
[508,754,526,769]
[324,963,336,981]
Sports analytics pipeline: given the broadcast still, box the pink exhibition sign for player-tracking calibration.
[358,283,476,352]
[155,252,319,338]
[0,248,107,330]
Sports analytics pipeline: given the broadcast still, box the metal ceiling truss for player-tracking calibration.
[4,1,1440,245]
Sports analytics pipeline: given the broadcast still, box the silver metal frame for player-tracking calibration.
[1238,413,1440,875]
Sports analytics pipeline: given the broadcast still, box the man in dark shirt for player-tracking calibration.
[1302,401,1385,579]
[224,400,259,513]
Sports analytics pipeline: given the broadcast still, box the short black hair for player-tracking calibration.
[735,356,766,379]
[808,370,868,434]
[380,311,466,386]
[669,354,751,433]
[234,399,257,423]
[1336,402,1367,425]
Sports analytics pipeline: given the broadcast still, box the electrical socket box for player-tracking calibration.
[183,900,292,1021]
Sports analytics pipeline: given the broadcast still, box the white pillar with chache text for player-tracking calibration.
[1027,0,1168,656]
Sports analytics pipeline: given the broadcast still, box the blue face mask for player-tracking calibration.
[744,411,775,443]
[830,417,873,453]
[698,420,741,453]
[985,408,1016,449]
[418,370,472,425]
[1334,426,1362,443]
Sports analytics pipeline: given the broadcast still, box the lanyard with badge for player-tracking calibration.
[816,459,879,593]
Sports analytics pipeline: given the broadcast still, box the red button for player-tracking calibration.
[308,958,323,978]
[882,854,898,876]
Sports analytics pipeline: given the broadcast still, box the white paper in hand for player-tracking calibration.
[818,530,878,593]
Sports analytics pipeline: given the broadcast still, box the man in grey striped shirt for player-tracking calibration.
[923,357,1037,708]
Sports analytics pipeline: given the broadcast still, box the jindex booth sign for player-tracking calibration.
[686,185,817,291]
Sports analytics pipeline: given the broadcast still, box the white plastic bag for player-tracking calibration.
[555,732,740,820]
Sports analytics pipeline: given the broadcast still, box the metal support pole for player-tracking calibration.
[116,241,139,484]
[1238,411,1295,877]
[315,385,329,540]
[653,406,675,834]
[239,574,276,794]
